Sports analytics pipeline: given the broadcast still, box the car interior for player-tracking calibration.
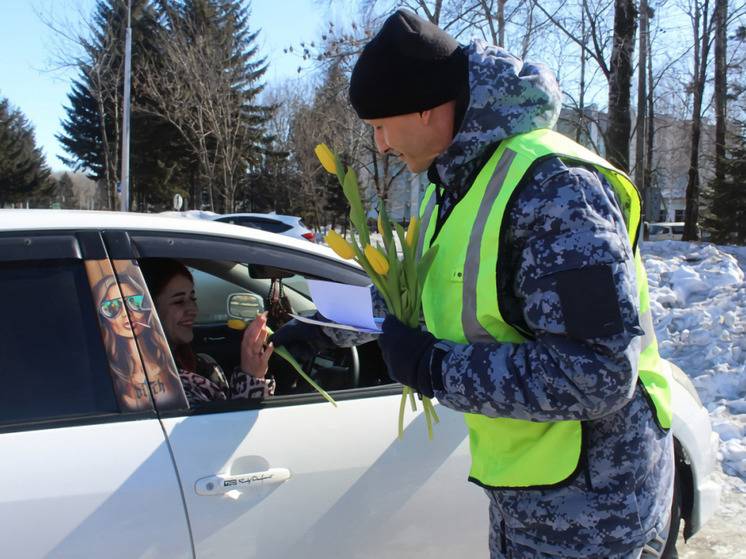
[139,257,391,399]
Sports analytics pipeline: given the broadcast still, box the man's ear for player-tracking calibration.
[419,109,432,125]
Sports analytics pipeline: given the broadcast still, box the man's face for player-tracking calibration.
[365,113,438,173]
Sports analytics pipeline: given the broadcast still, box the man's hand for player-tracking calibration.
[377,315,441,398]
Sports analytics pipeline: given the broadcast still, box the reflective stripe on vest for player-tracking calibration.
[419,128,672,488]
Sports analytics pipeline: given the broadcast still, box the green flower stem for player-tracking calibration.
[398,388,409,439]
[264,324,336,407]
[423,397,440,424]
[274,345,337,407]
[423,399,434,440]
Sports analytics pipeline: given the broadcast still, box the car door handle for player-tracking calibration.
[194,468,292,496]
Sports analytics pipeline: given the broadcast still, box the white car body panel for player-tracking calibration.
[161,395,489,559]
[667,360,722,533]
[0,420,192,559]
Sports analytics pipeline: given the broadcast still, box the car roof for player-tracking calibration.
[0,209,347,263]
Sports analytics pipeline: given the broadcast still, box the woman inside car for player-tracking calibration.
[140,258,275,405]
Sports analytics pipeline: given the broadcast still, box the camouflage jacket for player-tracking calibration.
[333,40,674,557]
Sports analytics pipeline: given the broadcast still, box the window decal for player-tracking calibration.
[85,259,154,412]
[111,260,189,411]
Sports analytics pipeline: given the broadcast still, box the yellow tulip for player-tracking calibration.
[314,143,337,174]
[325,230,355,259]
[365,244,389,275]
[405,217,418,247]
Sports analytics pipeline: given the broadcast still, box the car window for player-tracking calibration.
[0,259,119,426]
[191,268,269,324]
[243,218,292,234]
[672,225,684,235]
[140,254,390,409]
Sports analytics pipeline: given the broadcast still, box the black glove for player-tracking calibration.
[377,315,443,398]
[269,319,337,352]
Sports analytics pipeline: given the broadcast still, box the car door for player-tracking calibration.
[0,232,192,559]
[123,230,489,559]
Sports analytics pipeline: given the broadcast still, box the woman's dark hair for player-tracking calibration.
[139,258,193,299]
[139,258,196,372]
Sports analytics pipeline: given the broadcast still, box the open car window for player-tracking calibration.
[138,253,391,413]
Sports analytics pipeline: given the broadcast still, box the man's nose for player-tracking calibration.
[373,129,389,154]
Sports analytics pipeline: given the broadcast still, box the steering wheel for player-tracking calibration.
[297,344,361,390]
[265,280,361,392]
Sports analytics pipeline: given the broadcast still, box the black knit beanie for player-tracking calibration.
[349,9,468,119]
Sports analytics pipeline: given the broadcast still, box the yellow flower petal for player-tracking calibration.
[405,217,418,247]
[365,244,389,275]
[314,143,337,174]
[325,230,355,259]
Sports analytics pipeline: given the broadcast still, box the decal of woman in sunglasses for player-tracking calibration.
[93,274,152,411]
[93,271,185,412]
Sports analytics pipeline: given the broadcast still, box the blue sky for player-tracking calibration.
[0,0,333,171]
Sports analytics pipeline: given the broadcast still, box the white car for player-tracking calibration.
[647,222,686,241]
[211,212,316,242]
[0,210,720,558]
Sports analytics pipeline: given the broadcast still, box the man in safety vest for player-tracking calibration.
[348,8,675,559]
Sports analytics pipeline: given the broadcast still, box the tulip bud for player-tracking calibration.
[325,230,355,259]
[364,244,389,275]
[405,217,418,247]
[314,143,337,174]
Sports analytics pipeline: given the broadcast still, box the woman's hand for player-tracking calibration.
[240,312,274,378]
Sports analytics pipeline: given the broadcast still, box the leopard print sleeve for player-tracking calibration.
[230,368,276,400]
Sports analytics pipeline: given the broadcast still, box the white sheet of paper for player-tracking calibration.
[304,279,382,333]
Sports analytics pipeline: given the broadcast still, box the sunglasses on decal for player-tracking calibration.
[99,294,148,319]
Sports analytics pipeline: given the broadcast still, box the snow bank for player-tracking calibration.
[642,241,746,491]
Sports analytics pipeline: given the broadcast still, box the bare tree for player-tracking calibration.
[634,0,650,192]
[44,3,125,210]
[140,7,269,213]
[682,0,716,240]
[713,0,727,187]
[533,0,637,171]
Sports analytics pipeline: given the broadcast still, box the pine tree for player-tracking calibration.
[144,0,273,212]
[58,0,177,210]
[703,121,746,245]
[56,172,78,209]
[0,97,51,207]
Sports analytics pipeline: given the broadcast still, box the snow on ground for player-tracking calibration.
[642,241,746,556]
[643,241,746,487]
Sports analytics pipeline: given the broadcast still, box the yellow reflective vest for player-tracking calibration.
[418,129,671,488]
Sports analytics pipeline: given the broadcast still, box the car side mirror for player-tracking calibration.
[227,293,264,320]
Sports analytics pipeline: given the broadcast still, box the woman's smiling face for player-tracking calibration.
[154,274,197,346]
